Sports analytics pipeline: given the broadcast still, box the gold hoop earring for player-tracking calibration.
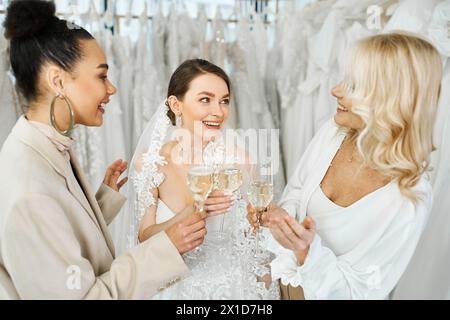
[50,93,75,137]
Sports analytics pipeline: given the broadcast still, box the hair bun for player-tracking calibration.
[3,0,57,40]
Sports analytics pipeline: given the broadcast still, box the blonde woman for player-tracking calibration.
[248,32,442,299]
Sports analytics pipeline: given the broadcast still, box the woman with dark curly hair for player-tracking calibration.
[0,0,206,299]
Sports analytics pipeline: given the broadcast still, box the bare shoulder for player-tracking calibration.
[132,141,178,173]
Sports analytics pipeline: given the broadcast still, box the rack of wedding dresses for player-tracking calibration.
[0,0,449,299]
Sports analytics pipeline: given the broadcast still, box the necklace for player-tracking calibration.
[329,135,356,168]
[320,135,357,188]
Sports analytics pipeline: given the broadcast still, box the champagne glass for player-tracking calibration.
[185,165,214,257]
[247,162,273,257]
[187,165,215,217]
[211,167,243,243]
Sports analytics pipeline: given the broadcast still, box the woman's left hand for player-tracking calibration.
[204,190,234,218]
[103,159,128,192]
[268,210,316,266]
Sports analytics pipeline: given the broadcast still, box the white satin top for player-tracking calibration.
[268,118,433,299]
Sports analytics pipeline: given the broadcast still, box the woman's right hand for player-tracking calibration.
[246,203,272,232]
[166,212,207,254]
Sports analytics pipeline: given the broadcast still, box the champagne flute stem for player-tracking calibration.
[219,213,225,233]
[254,209,262,256]
[197,200,206,217]
[255,229,260,257]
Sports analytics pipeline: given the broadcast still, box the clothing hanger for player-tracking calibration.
[124,0,134,27]
[102,0,115,31]
[168,0,177,19]
[227,0,240,23]
[179,0,188,15]
[66,0,83,29]
[84,0,101,32]
[262,2,276,23]
[196,2,207,19]
[139,0,149,30]
[155,0,164,17]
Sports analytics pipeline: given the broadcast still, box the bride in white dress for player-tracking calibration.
[127,59,280,300]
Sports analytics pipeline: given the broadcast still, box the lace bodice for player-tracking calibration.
[152,197,280,300]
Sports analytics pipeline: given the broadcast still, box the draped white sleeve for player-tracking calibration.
[271,186,432,299]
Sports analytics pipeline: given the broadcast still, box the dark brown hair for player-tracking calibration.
[165,59,231,125]
[3,0,94,102]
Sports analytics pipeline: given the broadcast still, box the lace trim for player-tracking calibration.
[202,136,226,166]
[132,107,171,231]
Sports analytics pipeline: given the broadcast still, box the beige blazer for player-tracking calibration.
[0,116,190,299]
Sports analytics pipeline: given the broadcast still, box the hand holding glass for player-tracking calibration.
[213,167,243,241]
[247,163,273,256]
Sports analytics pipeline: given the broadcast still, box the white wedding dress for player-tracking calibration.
[151,197,279,300]
[148,141,280,300]
[127,103,280,300]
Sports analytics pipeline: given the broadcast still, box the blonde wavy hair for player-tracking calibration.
[342,32,442,203]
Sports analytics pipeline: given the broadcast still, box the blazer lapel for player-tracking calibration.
[69,151,115,257]
[64,156,102,232]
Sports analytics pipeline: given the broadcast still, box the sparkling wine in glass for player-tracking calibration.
[187,165,215,217]
[247,162,273,257]
[212,167,243,242]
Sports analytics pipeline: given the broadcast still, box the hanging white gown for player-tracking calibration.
[279,0,339,179]
[227,14,285,197]
[177,4,202,63]
[227,15,272,131]
[279,10,312,179]
[194,3,209,60]
[132,9,163,148]
[0,30,22,147]
[383,0,440,34]
[98,30,130,255]
[151,2,168,84]
[71,2,107,188]
[69,5,129,253]
[392,0,450,299]
[114,34,135,159]
[166,3,181,75]
[264,10,283,169]
[209,8,227,69]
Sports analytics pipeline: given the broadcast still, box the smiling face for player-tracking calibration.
[174,73,230,143]
[331,81,364,130]
[62,39,117,127]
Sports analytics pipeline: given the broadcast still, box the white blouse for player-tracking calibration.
[268,118,433,299]
[308,185,343,215]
